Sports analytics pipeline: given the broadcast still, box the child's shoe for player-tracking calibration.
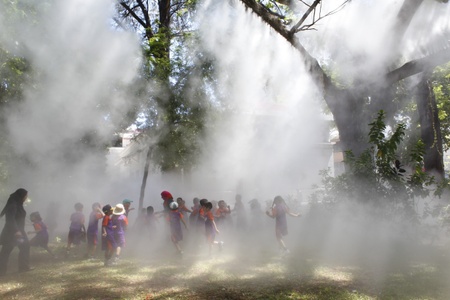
[112,256,120,265]
[281,248,290,257]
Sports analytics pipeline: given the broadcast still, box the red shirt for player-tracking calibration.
[102,215,111,227]
[205,210,214,221]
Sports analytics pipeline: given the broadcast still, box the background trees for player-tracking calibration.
[239,0,450,178]
[0,0,449,207]
[114,1,212,209]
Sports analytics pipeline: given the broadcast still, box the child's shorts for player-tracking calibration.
[68,230,85,245]
[30,236,48,248]
[87,232,98,245]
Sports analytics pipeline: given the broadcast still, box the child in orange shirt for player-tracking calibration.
[176,197,192,218]
[204,202,223,255]
[168,202,188,255]
[214,200,231,226]
[101,205,115,267]
[28,212,54,257]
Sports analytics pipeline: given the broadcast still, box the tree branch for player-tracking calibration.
[240,0,332,91]
[385,48,450,85]
[136,0,152,31]
[289,0,321,35]
[119,1,153,39]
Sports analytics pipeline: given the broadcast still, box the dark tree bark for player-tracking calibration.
[139,146,153,210]
[416,77,445,178]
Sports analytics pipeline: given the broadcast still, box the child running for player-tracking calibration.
[111,204,128,263]
[168,202,188,255]
[266,196,300,256]
[101,205,116,267]
[215,200,231,226]
[66,202,86,257]
[197,199,208,229]
[204,201,223,255]
[176,197,192,218]
[85,202,105,260]
[28,212,54,257]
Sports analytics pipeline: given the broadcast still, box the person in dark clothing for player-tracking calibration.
[0,188,32,275]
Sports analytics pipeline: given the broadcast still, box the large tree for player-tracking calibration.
[239,0,449,178]
[115,1,210,209]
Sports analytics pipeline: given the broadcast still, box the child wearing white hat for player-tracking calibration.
[111,204,128,263]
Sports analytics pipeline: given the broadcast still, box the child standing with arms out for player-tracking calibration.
[111,204,128,263]
[145,206,158,234]
[66,202,86,257]
[86,202,104,260]
[28,212,54,257]
[101,205,116,267]
[168,202,188,255]
[204,201,223,255]
[266,196,300,255]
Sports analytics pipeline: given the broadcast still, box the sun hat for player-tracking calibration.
[169,202,178,210]
[113,204,125,215]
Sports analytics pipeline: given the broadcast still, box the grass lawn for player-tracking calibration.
[1,241,449,300]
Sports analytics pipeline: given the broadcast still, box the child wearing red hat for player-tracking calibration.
[161,191,174,212]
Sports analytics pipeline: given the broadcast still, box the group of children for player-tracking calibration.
[26,191,300,266]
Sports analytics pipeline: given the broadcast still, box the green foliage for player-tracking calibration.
[146,30,172,80]
[311,110,441,223]
[0,47,31,104]
[432,62,450,151]
[116,1,213,174]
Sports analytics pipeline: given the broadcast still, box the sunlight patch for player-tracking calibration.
[251,262,286,275]
[313,266,354,282]
[183,255,234,279]
[0,281,24,293]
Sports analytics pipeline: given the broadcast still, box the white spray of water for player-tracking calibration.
[178,0,450,278]
[187,0,327,200]
[0,0,141,225]
[0,0,449,285]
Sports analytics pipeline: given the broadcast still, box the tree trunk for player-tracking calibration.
[416,77,445,178]
[139,146,153,211]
